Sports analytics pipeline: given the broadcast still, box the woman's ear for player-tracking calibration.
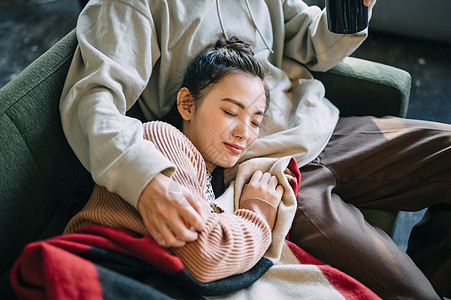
[177,87,195,121]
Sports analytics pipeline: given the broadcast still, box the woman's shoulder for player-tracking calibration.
[142,120,184,139]
[142,122,207,201]
[142,120,189,146]
[142,120,205,168]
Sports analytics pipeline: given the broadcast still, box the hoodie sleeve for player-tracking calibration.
[59,0,175,208]
[282,0,376,71]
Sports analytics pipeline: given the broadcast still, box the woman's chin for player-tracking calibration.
[217,157,240,169]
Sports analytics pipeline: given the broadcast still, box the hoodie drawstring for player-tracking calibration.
[244,0,274,53]
[216,0,274,53]
[216,0,229,40]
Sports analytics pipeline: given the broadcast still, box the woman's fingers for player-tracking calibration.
[249,170,263,184]
[275,184,284,199]
[260,172,272,184]
[249,171,281,192]
[269,175,279,189]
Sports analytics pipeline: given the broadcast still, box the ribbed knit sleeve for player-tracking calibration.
[64,121,273,282]
[170,209,271,283]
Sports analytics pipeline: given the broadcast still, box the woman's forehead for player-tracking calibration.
[207,73,266,107]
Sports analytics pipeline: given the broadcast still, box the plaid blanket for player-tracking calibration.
[11,225,379,299]
[11,157,380,299]
[11,225,272,299]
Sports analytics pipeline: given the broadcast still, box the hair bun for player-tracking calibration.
[214,35,254,55]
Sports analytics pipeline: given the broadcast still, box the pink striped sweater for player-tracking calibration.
[64,121,277,283]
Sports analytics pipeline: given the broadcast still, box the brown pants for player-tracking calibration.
[289,116,451,299]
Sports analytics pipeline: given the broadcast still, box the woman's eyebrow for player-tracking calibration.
[221,98,265,115]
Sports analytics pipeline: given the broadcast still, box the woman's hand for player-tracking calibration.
[363,0,373,7]
[239,171,284,208]
[138,173,207,247]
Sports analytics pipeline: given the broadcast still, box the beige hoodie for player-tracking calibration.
[60,0,374,207]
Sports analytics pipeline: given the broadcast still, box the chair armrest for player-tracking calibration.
[312,57,411,118]
[359,208,399,237]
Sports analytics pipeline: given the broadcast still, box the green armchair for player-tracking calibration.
[0,29,410,298]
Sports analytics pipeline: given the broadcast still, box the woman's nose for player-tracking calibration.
[233,119,250,140]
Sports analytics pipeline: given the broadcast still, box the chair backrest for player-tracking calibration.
[0,29,94,293]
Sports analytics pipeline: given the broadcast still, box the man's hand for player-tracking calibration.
[363,0,373,7]
[138,173,207,247]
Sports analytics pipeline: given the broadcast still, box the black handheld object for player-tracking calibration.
[326,0,368,34]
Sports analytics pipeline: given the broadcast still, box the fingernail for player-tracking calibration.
[189,226,196,232]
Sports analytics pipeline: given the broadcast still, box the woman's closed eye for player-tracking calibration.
[223,109,262,128]
[223,110,238,118]
[251,121,261,128]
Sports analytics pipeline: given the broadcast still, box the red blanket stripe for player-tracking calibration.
[11,226,184,299]
[70,226,184,273]
[288,157,301,196]
[320,267,380,300]
[286,240,381,300]
[11,241,103,300]
[285,240,326,265]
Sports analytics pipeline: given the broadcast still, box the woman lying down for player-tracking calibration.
[61,36,380,299]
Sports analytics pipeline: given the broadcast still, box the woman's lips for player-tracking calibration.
[224,142,244,155]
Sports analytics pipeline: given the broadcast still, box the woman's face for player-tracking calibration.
[180,72,267,172]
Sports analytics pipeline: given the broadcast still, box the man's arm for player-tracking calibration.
[60,1,205,245]
[60,0,167,205]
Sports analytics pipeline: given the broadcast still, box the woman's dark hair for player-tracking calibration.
[163,35,270,129]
